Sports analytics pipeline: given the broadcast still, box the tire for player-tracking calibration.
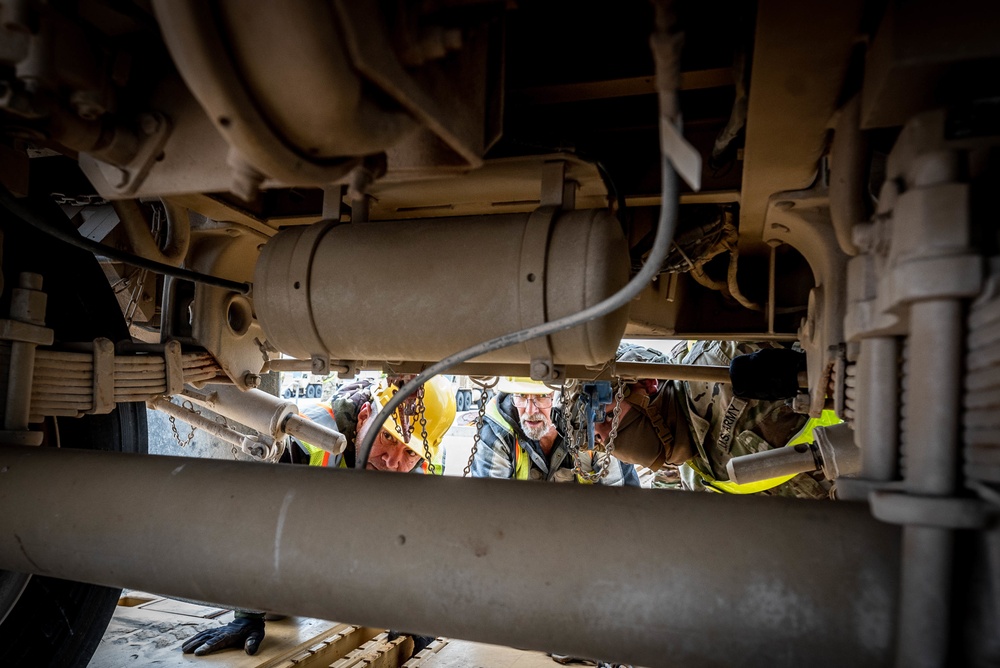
[283,388,293,399]
[0,194,148,667]
[306,384,316,399]
[456,391,467,412]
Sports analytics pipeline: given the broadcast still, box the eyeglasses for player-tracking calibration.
[511,394,553,408]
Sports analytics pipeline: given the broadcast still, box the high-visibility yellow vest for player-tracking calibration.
[486,399,592,483]
[298,403,435,472]
[296,403,346,467]
[685,409,843,494]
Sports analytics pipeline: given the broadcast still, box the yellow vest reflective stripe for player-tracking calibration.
[686,409,843,494]
[513,439,530,480]
[487,398,589,482]
[298,404,345,467]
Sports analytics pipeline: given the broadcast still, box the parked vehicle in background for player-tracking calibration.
[451,376,494,413]
[281,372,328,400]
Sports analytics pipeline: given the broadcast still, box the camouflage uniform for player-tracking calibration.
[614,343,685,490]
[666,340,831,499]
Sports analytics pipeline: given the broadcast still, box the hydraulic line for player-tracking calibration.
[358,7,686,468]
[0,187,251,295]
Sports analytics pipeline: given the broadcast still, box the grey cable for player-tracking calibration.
[357,154,680,469]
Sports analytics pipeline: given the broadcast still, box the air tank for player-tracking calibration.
[253,209,629,365]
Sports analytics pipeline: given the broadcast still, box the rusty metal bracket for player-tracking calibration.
[0,319,53,346]
[520,205,557,379]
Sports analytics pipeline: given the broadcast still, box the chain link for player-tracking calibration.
[563,379,624,483]
[560,380,605,483]
[389,386,408,442]
[416,385,434,474]
[558,379,578,447]
[603,379,626,461]
[168,399,199,448]
[463,376,498,476]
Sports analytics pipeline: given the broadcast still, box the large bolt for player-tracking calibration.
[243,373,262,389]
[530,359,552,380]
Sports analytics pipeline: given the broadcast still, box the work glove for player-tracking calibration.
[729,347,806,401]
[181,612,265,656]
[387,630,437,656]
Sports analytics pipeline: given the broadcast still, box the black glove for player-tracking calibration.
[387,630,436,655]
[181,612,265,656]
[729,347,806,401]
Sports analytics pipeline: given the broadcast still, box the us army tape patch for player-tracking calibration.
[717,397,748,454]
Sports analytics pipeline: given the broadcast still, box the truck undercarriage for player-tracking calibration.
[0,0,997,666]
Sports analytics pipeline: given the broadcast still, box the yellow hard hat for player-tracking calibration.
[496,376,554,395]
[373,376,457,466]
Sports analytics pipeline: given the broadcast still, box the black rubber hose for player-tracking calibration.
[0,187,252,295]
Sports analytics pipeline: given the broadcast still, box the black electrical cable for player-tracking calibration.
[0,187,252,295]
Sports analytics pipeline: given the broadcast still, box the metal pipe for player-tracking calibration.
[147,396,249,449]
[384,361,733,384]
[896,300,963,668]
[857,337,900,482]
[181,384,345,454]
[726,443,818,484]
[0,446,901,668]
[607,361,730,383]
[284,413,346,455]
[265,358,351,374]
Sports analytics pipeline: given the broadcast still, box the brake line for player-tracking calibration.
[0,188,252,295]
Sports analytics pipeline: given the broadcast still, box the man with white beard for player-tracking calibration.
[470,377,640,486]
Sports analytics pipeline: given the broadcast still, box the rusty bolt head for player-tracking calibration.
[311,355,329,375]
[243,373,262,389]
[530,359,551,380]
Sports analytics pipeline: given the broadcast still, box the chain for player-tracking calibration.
[389,386,409,442]
[604,379,626,454]
[168,399,199,448]
[463,377,498,476]
[561,379,624,483]
[416,385,434,474]
[559,380,605,483]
